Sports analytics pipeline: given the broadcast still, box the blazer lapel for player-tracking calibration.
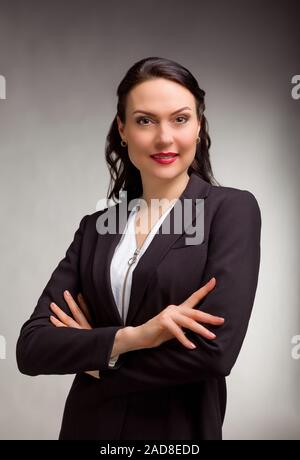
[92,204,128,325]
[92,172,211,326]
[125,172,211,325]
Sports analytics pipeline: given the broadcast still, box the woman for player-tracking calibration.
[16,56,261,440]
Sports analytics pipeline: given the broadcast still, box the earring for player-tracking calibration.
[196,136,201,144]
[121,140,127,147]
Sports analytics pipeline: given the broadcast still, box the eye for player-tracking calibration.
[136,117,152,125]
[176,115,189,123]
[135,114,190,126]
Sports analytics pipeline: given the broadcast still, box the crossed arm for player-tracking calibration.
[17,190,261,399]
[16,214,124,375]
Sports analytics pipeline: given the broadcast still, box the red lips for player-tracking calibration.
[150,152,178,158]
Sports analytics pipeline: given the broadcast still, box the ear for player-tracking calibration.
[117,115,125,138]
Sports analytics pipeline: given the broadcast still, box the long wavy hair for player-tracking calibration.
[105,56,220,204]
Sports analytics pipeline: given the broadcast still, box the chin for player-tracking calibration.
[148,167,185,181]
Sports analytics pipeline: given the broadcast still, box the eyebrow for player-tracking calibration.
[132,106,192,116]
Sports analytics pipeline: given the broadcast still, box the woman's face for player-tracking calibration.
[117,78,201,182]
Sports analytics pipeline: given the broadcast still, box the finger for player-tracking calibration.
[195,310,224,325]
[171,310,216,340]
[181,307,225,325]
[63,291,91,329]
[180,277,216,309]
[50,302,82,329]
[50,315,67,328]
[162,317,197,349]
[77,293,93,324]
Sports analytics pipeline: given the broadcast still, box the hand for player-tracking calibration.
[138,277,225,350]
[49,291,99,378]
[49,290,92,329]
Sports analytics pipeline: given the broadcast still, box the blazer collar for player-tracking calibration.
[92,172,211,326]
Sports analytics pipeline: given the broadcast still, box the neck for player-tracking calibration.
[139,171,190,209]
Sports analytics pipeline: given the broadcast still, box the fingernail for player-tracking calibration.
[50,302,56,308]
[189,342,196,349]
[64,290,70,296]
[209,332,216,338]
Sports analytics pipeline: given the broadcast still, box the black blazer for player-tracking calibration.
[16,172,261,440]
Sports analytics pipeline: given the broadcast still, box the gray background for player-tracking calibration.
[0,0,299,439]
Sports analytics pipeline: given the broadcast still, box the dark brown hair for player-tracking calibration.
[105,56,220,203]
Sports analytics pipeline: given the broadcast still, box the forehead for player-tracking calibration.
[126,78,196,113]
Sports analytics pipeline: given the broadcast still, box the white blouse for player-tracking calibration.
[108,198,178,367]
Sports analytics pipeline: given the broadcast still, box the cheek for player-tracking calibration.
[127,133,153,166]
[129,131,151,154]
[128,125,150,145]
[178,130,197,150]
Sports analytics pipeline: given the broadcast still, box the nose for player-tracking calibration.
[154,121,174,147]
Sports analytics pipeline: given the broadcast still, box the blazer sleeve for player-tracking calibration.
[97,190,262,397]
[16,214,124,376]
